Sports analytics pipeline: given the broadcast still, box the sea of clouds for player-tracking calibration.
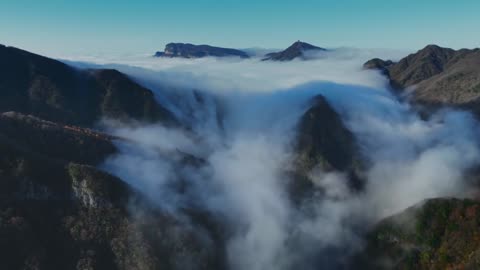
[62,48,480,269]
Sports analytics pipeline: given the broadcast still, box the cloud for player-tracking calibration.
[65,48,480,269]
[61,47,407,93]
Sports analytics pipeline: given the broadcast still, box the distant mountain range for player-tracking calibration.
[153,41,326,61]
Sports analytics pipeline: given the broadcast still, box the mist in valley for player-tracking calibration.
[63,50,480,269]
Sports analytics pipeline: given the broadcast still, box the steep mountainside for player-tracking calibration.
[357,198,480,270]
[262,41,326,61]
[0,111,223,270]
[0,45,175,126]
[295,95,360,173]
[364,45,480,114]
[154,43,249,59]
[291,95,363,200]
[0,46,226,270]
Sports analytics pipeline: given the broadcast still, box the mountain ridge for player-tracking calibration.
[364,44,480,115]
[0,45,176,126]
[154,42,250,59]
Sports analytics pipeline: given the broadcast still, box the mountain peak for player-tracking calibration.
[417,44,455,57]
[423,44,442,49]
[263,40,326,61]
[289,40,322,50]
[363,44,480,117]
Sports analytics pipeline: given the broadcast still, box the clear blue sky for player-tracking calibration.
[1,0,479,56]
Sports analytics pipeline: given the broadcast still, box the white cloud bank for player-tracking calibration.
[63,48,480,269]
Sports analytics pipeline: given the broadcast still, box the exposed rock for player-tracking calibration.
[356,198,480,269]
[262,41,326,61]
[0,45,176,126]
[154,43,249,59]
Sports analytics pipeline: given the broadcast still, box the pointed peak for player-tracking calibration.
[418,44,454,54]
[287,41,322,51]
[262,41,326,61]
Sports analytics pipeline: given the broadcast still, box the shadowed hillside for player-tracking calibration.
[0,45,175,126]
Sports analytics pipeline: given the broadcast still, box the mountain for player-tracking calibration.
[262,41,327,61]
[0,46,227,269]
[295,95,360,174]
[0,45,176,126]
[356,198,480,269]
[0,45,366,269]
[0,126,222,270]
[0,103,223,270]
[154,43,250,59]
[291,95,363,200]
[5,43,480,269]
[364,45,480,115]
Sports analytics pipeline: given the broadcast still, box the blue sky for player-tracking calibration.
[1,0,479,56]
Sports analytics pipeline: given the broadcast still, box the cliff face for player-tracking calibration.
[0,45,175,126]
[154,43,249,59]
